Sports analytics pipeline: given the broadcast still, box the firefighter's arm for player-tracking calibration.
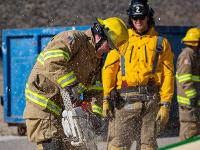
[86,71,103,98]
[102,50,120,117]
[156,38,174,126]
[43,32,86,99]
[176,52,197,106]
[159,38,174,105]
[102,50,120,97]
[86,80,104,116]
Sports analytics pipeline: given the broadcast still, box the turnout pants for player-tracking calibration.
[107,94,160,150]
[179,106,200,141]
[26,118,86,150]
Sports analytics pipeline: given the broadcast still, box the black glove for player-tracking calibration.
[110,89,120,102]
[83,90,101,100]
[109,89,124,109]
[66,85,83,102]
[190,97,198,107]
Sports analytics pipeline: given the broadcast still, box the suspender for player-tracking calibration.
[121,36,163,77]
[121,55,125,77]
[152,36,163,74]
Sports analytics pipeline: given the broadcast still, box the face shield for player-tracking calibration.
[96,17,128,51]
[94,19,116,50]
[102,28,117,50]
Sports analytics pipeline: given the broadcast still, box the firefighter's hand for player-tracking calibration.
[156,106,170,127]
[110,89,120,102]
[102,99,113,118]
[66,85,82,102]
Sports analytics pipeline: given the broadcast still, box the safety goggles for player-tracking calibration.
[131,15,146,21]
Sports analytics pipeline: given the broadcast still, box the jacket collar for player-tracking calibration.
[129,27,158,37]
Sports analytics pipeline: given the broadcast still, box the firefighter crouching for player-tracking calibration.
[102,0,174,149]
[23,17,128,150]
[176,27,200,141]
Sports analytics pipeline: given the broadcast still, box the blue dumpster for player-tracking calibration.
[1,26,90,134]
[2,25,190,134]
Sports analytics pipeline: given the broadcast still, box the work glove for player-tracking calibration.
[102,98,113,118]
[66,83,86,102]
[156,106,170,127]
[110,89,120,102]
[70,86,81,100]
[110,89,124,109]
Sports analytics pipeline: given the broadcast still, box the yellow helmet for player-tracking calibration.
[96,17,128,49]
[182,27,200,47]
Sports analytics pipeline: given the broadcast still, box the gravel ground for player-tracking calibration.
[0,59,18,136]
[0,107,18,136]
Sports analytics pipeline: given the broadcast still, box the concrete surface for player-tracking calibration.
[0,135,179,150]
[0,136,35,150]
[170,140,200,150]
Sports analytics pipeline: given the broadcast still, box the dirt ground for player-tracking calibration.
[0,107,18,136]
[0,60,18,136]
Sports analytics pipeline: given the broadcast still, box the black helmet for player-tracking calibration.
[127,0,155,27]
[127,0,150,18]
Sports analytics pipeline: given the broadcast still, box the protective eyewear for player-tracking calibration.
[132,15,146,21]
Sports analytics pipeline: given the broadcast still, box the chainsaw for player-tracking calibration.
[61,89,100,150]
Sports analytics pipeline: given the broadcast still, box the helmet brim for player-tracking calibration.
[96,18,104,26]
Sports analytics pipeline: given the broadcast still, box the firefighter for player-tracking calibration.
[176,27,200,141]
[23,17,128,150]
[102,0,174,149]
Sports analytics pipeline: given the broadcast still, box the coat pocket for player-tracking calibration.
[179,106,198,122]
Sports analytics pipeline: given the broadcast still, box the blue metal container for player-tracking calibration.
[1,25,190,128]
[2,26,90,125]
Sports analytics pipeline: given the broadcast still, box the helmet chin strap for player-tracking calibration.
[95,38,106,51]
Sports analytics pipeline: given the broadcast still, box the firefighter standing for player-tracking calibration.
[23,17,128,150]
[102,0,174,149]
[176,27,200,141]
